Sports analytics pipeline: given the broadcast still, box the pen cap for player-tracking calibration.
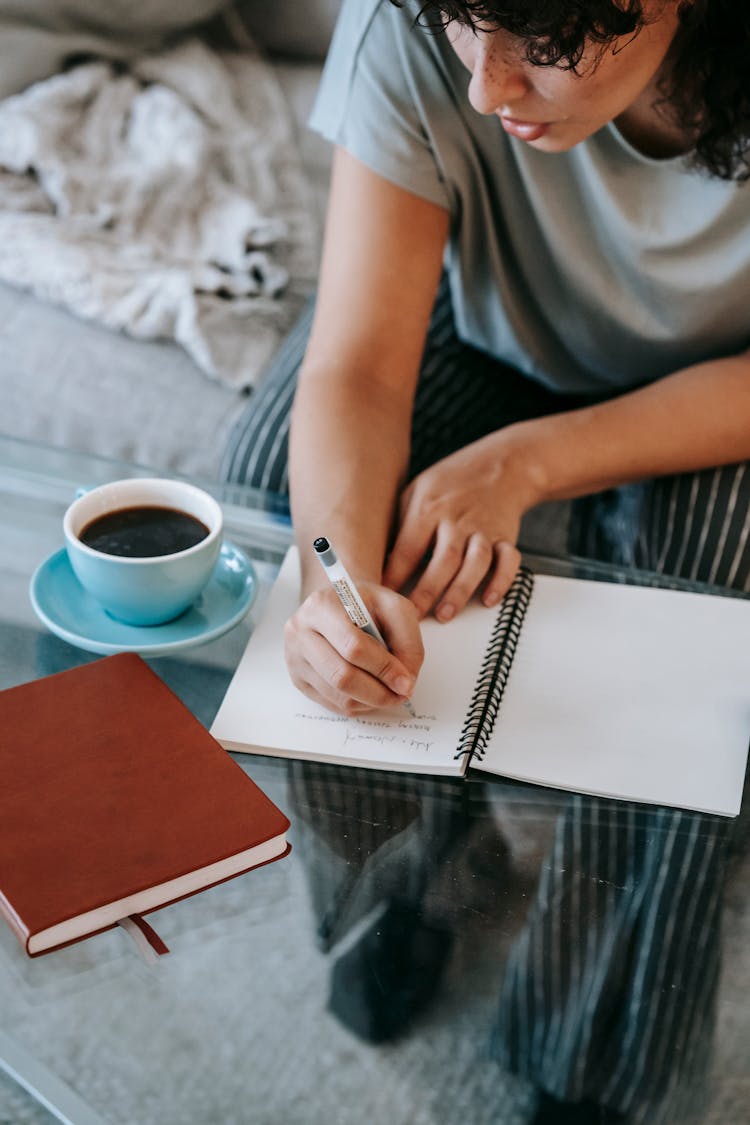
[313,538,338,568]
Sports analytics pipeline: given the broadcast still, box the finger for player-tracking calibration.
[322,600,417,698]
[293,664,384,716]
[382,513,434,593]
[368,586,425,678]
[289,671,371,716]
[293,628,412,713]
[482,541,522,607]
[405,521,467,619]
[289,590,417,703]
[433,532,494,621]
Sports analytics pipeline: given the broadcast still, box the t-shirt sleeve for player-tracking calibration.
[308,0,451,210]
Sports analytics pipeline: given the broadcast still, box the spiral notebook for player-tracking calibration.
[211,548,750,816]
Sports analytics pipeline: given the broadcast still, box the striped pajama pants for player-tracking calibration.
[222,282,749,1120]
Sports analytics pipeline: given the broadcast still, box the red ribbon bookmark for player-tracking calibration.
[118,914,170,963]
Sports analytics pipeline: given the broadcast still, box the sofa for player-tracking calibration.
[0,0,568,550]
[0,0,338,481]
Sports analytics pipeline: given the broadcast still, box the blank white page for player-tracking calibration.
[481,575,750,816]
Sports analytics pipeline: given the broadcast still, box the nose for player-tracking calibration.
[467,38,529,115]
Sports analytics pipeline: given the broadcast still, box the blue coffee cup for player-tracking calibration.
[63,478,223,625]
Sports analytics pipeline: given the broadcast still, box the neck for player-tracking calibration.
[615,57,694,160]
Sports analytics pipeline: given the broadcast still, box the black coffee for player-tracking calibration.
[80,505,210,558]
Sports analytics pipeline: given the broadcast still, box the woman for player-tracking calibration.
[225,0,749,714]
[223,5,749,1118]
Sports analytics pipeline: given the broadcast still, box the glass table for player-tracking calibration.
[0,435,747,1125]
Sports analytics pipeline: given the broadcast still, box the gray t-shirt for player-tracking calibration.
[309,0,750,394]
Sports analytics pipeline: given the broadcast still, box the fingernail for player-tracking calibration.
[484,591,500,607]
[394,675,413,696]
[436,603,454,622]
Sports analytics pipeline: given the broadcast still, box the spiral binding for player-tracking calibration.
[455,565,535,765]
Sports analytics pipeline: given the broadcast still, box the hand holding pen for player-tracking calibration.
[282,537,423,716]
[313,538,416,715]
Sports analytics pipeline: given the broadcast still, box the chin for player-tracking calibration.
[525,130,589,153]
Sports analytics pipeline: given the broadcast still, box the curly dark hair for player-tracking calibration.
[390,0,750,181]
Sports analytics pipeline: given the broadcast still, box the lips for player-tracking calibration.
[500,117,549,142]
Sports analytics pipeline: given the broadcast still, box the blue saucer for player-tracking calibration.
[29,542,257,657]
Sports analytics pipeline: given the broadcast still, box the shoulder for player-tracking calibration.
[310,0,460,209]
[327,0,454,88]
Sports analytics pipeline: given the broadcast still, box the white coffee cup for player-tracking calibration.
[63,478,223,625]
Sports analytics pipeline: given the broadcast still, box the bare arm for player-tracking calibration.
[511,350,750,503]
[285,148,450,712]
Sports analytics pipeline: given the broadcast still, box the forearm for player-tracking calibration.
[286,151,448,598]
[510,351,750,507]
[289,361,412,594]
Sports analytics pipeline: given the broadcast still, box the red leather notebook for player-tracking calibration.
[0,653,290,957]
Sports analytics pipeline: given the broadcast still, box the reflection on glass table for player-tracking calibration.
[0,436,747,1125]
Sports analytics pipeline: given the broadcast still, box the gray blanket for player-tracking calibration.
[0,36,317,389]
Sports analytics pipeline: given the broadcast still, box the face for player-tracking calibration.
[445,3,683,151]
